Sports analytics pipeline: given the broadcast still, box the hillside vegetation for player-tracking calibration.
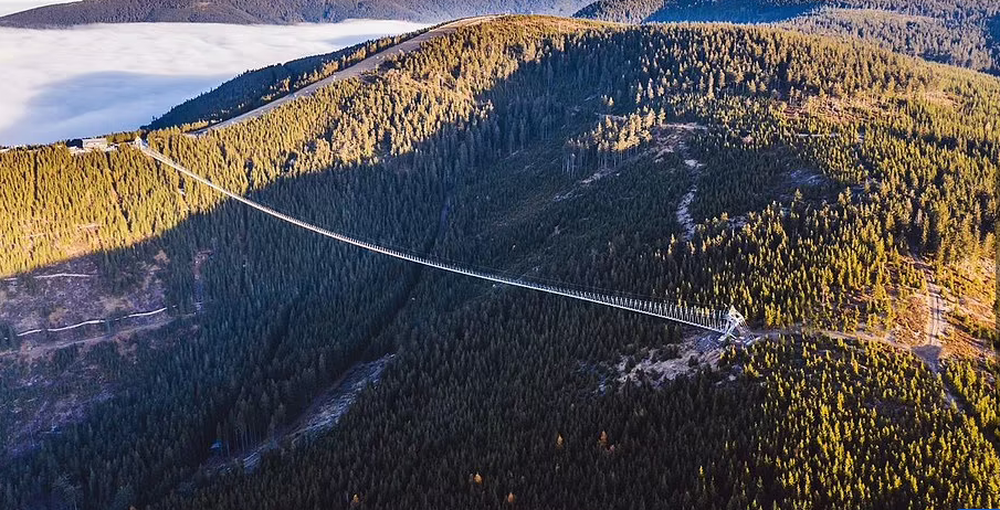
[0,15,997,510]
[145,30,427,130]
[574,0,1000,74]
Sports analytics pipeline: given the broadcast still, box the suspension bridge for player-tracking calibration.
[135,139,749,343]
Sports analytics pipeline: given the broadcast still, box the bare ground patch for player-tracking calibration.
[200,354,393,476]
[0,257,165,336]
[615,330,725,387]
[0,250,206,458]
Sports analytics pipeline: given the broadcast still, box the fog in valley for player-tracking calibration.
[0,19,426,146]
[0,0,64,17]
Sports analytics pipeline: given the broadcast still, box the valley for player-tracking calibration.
[0,12,996,510]
[0,19,427,146]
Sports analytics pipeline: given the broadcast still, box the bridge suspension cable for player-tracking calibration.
[136,140,747,341]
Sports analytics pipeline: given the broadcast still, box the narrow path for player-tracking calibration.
[926,279,946,344]
[13,307,169,338]
[3,273,94,282]
[659,124,706,241]
[193,16,497,135]
[912,266,948,373]
[3,316,177,361]
[676,185,697,240]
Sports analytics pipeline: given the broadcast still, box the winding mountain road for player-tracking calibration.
[193,16,497,135]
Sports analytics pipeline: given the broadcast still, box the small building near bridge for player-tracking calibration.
[69,137,108,151]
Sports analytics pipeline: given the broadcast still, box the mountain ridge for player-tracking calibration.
[573,0,1000,74]
[0,0,588,26]
[7,0,997,77]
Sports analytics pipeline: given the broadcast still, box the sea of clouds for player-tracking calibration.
[0,0,59,17]
[0,17,426,146]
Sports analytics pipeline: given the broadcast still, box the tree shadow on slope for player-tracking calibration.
[143,41,794,510]
[0,124,457,508]
[1,27,852,509]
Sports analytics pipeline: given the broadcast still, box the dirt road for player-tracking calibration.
[911,275,948,372]
[926,279,947,344]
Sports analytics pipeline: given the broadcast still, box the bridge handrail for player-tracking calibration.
[137,140,745,337]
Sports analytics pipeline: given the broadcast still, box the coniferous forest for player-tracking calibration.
[0,15,997,510]
[574,0,1000,75]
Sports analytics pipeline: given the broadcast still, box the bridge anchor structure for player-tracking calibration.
[134,139,750,344]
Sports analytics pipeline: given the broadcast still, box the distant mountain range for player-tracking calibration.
[575,0,998,23]
[573,0,1000,74]
[0,0,589,25]
[5,0,997,76]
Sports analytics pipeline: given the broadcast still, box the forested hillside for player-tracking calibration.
[574,0,1000,74]
[0,15,997,510]
[146,30,426,130]
[0,0,588,26]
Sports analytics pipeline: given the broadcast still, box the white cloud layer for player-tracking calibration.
[0,20,427,146]
[0,0,68,17]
